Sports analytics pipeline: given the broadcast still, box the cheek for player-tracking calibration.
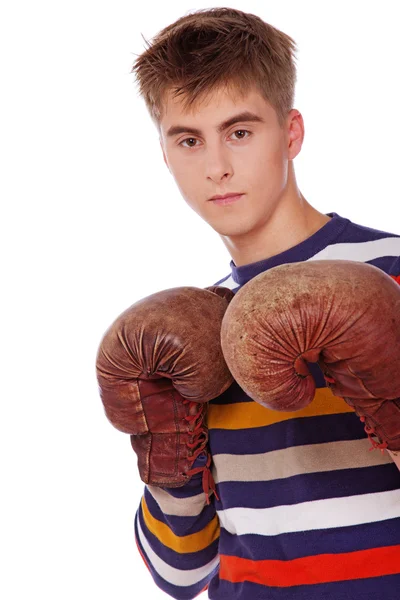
[251,143,286,182]
[242,134,284,169]
[170,156,197,186]
[168,158,203,205]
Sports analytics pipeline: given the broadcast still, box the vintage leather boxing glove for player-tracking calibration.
[220,260,400,452]
[96,285,234,502]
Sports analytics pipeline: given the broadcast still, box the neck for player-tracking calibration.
[220,163,331,267]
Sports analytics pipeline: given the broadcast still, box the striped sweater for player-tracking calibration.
[135,212,400,599]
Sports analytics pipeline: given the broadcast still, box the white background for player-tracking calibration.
[1,1,399,598]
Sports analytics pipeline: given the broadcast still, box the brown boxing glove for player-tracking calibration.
[220,260,400,452]
[96,285,234,502]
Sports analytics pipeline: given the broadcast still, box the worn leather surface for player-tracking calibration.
[96,286,234,486]
[220,260,400,451]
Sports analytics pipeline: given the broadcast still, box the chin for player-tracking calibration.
[210,222,254,237]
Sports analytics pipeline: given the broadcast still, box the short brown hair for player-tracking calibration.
[131,7,298,129]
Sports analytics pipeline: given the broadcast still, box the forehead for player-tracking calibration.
[159,84,277,132]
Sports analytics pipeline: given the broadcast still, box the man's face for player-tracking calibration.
[159,85,303,238]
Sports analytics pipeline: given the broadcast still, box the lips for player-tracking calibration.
[209,193,244,206]
[209,193,243,201]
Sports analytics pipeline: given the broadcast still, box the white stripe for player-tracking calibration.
[146,485,206,517]
[217,489,400,536]
[136,516,219,587]
[213,274,237,290]
[307,236,400,262]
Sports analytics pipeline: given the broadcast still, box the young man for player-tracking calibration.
[129,7,400,599]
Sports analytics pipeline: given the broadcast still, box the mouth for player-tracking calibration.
[209,193,244,206]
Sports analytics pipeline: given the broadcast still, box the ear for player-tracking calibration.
[286,109,304,160]
[159,138,169,170]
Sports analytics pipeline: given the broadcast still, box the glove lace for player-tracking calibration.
[323,371,388,453]
[182,399,219,505]
[359,416,388,452]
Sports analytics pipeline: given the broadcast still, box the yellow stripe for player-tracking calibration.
[208,388,352,430]
[141,496,220,554]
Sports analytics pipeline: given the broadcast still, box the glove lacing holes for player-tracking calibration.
[182,398,218,504]
[183,400,208,459]
[359,416,388,452]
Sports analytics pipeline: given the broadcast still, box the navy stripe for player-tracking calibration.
[210,380,253,405]
[209,573,400,600]
[368,255,400,272]
[144,486,216,536]
[210,364,327,406]
[218,517,400,561]
[339,221,400,242]
[157,474,206,499]
[137,507,219,571]
[214,463,400,510]
[209,412,366,456]
[390,255,400,276]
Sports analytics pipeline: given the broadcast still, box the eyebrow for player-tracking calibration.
[165,111,265,138]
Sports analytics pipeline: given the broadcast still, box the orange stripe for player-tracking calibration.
[220,545,400,587]
[208,388,352,430]
[141,496,220,553]
[390,274,400,285]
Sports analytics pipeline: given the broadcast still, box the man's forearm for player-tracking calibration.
[134,482,220,599]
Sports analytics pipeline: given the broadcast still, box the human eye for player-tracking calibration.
[179,137,200,149]
[230,129,252,141]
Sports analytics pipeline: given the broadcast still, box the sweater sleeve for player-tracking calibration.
[134,468,220,600]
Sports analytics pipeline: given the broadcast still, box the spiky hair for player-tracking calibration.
[131,7,298,128]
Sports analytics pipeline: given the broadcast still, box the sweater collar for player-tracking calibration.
[230,212,349,287]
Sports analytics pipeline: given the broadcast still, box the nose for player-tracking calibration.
[205,143,233,183]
